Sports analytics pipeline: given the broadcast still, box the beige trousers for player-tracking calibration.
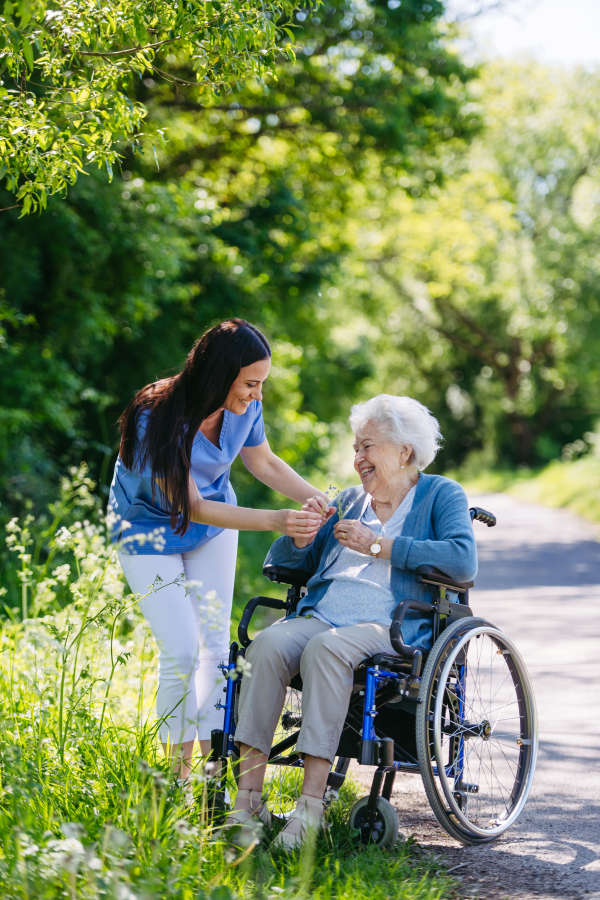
[235,615,399,763]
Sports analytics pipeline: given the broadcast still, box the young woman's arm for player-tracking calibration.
[239,440,328,504]
[157,477,323,540]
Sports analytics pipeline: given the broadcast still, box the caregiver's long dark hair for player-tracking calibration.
[119,319,271,536]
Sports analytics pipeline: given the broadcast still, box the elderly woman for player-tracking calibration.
[227,394,477,848]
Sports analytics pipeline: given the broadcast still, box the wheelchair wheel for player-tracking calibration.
[349,796,399,849]
[416,617,537,846]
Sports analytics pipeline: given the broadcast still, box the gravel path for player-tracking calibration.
[351,493,600,899]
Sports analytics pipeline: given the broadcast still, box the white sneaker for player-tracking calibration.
[272,795,324,850]
[224,789,272,849]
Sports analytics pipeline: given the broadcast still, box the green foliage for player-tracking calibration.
[143,0,478,184]
[0,474,456,898]
[343,61,600,467]
[0,0,299,212]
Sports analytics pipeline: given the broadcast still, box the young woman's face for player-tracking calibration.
[224,357,272,415]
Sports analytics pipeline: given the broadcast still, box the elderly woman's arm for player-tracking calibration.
[390,481,477,583]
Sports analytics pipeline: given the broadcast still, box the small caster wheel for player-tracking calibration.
[348,795,399,849]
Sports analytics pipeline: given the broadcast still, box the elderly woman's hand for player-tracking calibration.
[333,519,375,554]
[333,520,393,559]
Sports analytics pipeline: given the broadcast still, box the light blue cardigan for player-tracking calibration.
[265,474,478,650]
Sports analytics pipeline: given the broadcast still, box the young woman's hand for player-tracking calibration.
[290,496,335,548]
[275,508,324,542]
[302,495,336,523]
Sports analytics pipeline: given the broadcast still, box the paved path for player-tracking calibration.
[353,493,600,899]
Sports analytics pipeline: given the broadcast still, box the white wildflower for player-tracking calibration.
[50,837,85,873]
[52,564,71,585]
[54,527,72,548]
[233,656,252,679]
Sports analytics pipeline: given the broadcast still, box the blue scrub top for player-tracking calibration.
[108,401,266,554]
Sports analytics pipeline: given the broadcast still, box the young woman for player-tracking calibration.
[109,319,325,778]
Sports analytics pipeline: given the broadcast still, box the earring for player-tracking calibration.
[401,464,404,469]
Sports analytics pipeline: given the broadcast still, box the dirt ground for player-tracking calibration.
[351,493,600,900]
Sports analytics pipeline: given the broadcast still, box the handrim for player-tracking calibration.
[432,625,538,839]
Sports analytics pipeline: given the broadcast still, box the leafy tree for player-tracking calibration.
[0,0,476,605]
[347,61,600,467]
[0,0,471,506]
[0,0,297,212]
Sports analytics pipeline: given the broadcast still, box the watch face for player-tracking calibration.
[370,542,382,554]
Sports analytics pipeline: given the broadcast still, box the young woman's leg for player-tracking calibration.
[181,527,239,756]
[118,551,200,777]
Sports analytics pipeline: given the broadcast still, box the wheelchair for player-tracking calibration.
[210,506,538,847]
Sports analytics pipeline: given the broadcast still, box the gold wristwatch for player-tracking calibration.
[370,536,382,557]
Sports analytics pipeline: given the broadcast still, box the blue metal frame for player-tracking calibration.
[362,667,402,741]
[216,659,238,758]
[454,663,466,789]
[361,664,468,781]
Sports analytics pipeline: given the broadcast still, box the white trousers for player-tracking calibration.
[118,528,238,744]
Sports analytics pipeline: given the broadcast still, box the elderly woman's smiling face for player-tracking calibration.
[353,421,410,495]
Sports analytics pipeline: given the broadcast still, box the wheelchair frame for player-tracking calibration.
[211,506,538,847]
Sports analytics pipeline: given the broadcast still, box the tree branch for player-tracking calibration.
[66,36,182,59]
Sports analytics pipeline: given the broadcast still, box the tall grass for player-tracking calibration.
[0,467,454,899]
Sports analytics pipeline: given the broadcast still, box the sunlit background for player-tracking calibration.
[450,0,600,65]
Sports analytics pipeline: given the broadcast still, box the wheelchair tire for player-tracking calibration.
[349,795,399,850]
[416,616,538,846]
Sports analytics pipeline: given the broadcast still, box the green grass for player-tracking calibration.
[449,454,600,526]
[0,469,457,900]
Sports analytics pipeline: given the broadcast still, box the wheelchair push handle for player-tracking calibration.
[469,506,496,527]
[238,596,288,648]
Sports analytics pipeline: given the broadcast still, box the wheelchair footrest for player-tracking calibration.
[211,728,227,760]
[359,736,394,767]
[326,771,346,790]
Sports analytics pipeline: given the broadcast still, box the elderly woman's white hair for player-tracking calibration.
[349,394,442,470]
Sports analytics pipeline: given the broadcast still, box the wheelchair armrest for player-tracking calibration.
[238,596,288,648]
[262,564,313,588]
[415,565,474,593]
[389,599,435,659]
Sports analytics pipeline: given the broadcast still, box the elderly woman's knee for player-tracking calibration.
[246,623,291,669]
[302,629,347,669]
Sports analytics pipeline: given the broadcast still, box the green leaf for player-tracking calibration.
[19,194,31,216]
[21,36,33,74]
